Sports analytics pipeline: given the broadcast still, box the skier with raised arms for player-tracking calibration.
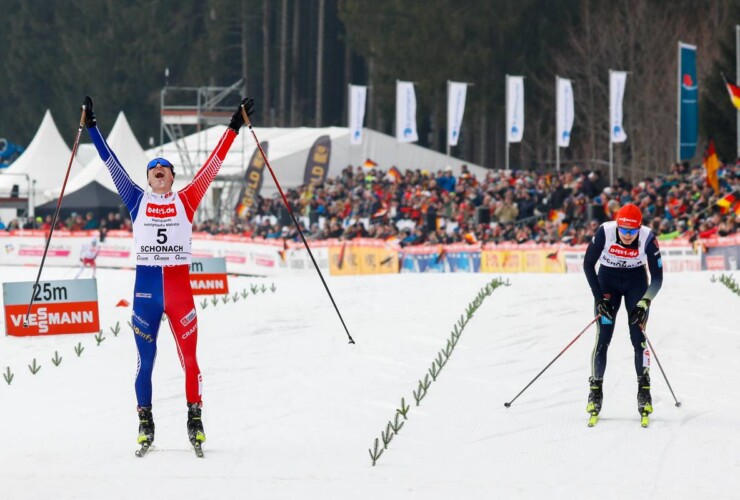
[583,203,663,426]
[82,95,255,455]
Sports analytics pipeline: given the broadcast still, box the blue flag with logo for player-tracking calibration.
[678,43,698,160]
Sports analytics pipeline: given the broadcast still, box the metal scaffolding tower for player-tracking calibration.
[159,80,246,224]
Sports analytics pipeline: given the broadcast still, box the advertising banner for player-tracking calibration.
[609,71,628,143]
[556,77,574,147]
[396,81,419,143]
[3,278,100,336]
[447,81,468,147]
[506,76,525,143]
[235,141,269,219]
[678,42,698,160]
[302,135,331,186]
[349,85,367,145]
[189,257,229,295]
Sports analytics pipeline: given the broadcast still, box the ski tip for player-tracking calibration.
[587,413,599,427]
[640,413,650,428]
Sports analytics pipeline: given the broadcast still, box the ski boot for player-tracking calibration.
[586,377,603,427]
[137,406,155,445]
[637,374,652,427]
[187,403,206,445]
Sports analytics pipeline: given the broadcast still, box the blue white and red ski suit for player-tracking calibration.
[89,126,236,407]
[583,221,663,380]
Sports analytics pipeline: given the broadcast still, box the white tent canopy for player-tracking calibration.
[0,110,84,202]
[147,126,489,196]
[62,111,149,197]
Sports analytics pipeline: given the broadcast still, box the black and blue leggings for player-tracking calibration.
[591,267,650,380]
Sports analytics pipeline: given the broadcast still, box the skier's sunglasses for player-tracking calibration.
[618,226,639,236]
[147,158,174,170]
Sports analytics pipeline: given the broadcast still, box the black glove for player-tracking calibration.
[629,298,650,326]
[229,97,255,132]
[595,296,614,321]
[82,96,96,129]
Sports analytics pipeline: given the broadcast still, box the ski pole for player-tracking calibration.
[504,316,599,408]
[240,105,355,344]
[642,327,681,407]
[23,106,87,328]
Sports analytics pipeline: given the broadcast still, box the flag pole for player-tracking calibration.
[608,70,614,186]
[736,25,739,159]
[505,74,510,171]
[677,42,682,163]
[555,75,560,173]
[446,80,451,158]
[347,83,351,168]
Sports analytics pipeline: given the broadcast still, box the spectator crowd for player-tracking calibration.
[2,159,739,247]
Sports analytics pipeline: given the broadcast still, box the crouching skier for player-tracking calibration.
[583,203,663,427]
[82,95,255,455]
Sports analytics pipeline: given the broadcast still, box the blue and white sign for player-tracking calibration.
[396,81,419,143]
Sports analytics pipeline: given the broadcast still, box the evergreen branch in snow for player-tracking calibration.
[52,351,62,366]
[74,342,85,357]
[390,412,404,433]
[28,358,41,374]
[110,321,120,337]
[95,330,106,346]
[396,398,410,419]
[4,366,14,385]
[368,438,383,466]
[381,422,394,449]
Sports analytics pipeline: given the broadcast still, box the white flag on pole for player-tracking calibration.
[506,76,525,143]
[348,85,367,145]
[609,71,628,143]
[396,81,419,143]
[447,81,467,147]
[556,77,574,147]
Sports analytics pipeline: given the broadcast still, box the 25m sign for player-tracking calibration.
[3,279,100,336]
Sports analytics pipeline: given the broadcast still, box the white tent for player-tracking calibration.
[62,111,150,196]
[0,110,84,203]
[147,126,489,196]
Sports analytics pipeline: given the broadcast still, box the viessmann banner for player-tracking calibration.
[3,278,100,336]
[189,257,229,295]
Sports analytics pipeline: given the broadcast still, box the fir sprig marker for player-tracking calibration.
[52,351,62,366]
[368,438,383,466]
[28,358,41,375]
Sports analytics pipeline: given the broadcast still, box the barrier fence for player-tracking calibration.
[1,230,734,276]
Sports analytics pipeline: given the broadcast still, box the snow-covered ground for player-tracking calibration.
[0,265,738,499]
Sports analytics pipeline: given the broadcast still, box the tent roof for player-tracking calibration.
[64,111,149,196]
[0,110,84,199]
[35,180,124,218]
[147,126,489,195]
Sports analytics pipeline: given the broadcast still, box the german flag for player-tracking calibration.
[546,250,559,261]
[363,158,378,169]
[387,166,402,182]
[278,239,289,262]
[704,140,720,195]
[337,241,347,269]
[717,190,738,215]
[435,246,447,265]
[723,73,740,109]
